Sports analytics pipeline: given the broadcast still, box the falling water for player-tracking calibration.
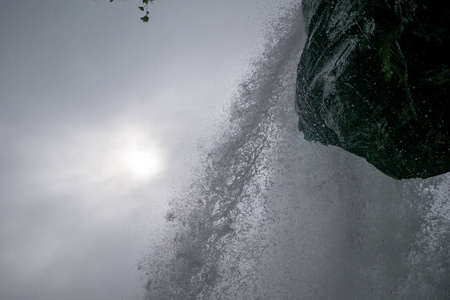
[143,3,449,299]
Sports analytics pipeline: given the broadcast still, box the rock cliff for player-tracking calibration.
[296,0,450,179]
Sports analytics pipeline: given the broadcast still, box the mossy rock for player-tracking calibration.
[296,0,450,179]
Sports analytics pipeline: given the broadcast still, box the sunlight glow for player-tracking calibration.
[110,127,165,181]
[122,146,162,179]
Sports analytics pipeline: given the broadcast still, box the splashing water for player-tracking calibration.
[143,3,449,299]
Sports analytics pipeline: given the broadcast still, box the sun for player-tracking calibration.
[114,142,163,180]
[123,146,162,178]
[107,127,165,180]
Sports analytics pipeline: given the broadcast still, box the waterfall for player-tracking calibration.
[143,3,449,299]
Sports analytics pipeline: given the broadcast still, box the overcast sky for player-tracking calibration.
[0,1,295,299]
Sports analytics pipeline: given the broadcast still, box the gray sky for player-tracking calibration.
[0,1,294,299]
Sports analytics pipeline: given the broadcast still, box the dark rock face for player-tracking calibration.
[296,0,450,179]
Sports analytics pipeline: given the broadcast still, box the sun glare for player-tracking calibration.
[106,127,165,181]
[121,146,163,179]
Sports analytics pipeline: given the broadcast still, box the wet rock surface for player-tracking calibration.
[296,0,450,179]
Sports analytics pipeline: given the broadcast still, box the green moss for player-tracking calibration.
[380,36,395,81]
[380,33,408,85]
[425,68,450,85]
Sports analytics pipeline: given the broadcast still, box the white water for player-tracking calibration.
[143,3,449,299]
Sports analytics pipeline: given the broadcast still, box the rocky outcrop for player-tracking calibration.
[296,0,450,179]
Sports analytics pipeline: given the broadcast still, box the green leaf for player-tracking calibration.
[110,0,114,2]
[141,15,149,22]
[143,0,149,4]
[139,6,145,11]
